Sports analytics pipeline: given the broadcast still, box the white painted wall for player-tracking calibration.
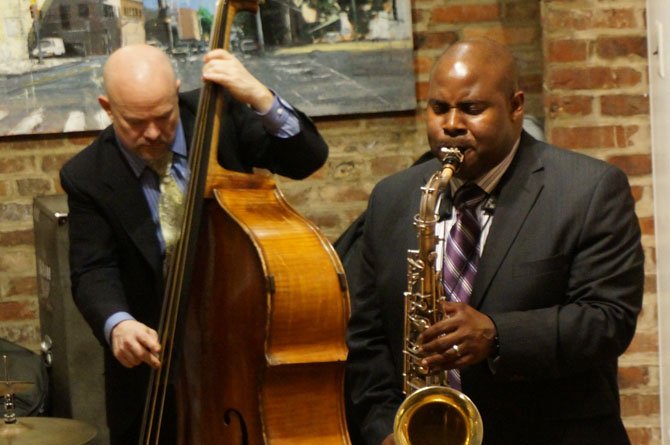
[648,0,670,442]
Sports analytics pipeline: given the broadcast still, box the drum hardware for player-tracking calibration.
[1,354,97,445]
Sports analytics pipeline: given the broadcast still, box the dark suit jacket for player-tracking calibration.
[345,132,644,445]
[59,89,328,437]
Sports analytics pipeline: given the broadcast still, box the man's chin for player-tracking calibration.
[138,146,170,161]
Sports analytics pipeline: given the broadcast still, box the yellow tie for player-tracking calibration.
[151,152,185,260]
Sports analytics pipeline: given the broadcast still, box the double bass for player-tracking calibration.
[139,1,352,443]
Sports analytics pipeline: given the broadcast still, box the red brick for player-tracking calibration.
[431,4,500,24]
[550,126,619,149]
[324,186,371,202]
[615,125,640,148]
[626,427,653,445]
[645,274,657,295]
[411,8,427,27]
[413,31,458,51]
[416,80,429,102]
[0,180,8,197]
[41,153,75,172]
[0,229,34,247]
[414,55,435,74]
[7,277,37,297]
[597,36,647,59]
[519,73,543,94]
[601,94,649,116]
[547,39,589,63]
[639,216,655,236]
[309,212,344,232]
[16,178,53,196]
[548,67,642,90]
[0,300,36,321]
[463,25,539,45]
[371,155,413,176]
[543,8,637,31]
[593,9,638,29]
[0,156,35,174]
[629,185,643,202]
[608,154,652,176]
[545,94,593,117]
[618,365,649,389]
[625,331,659,354]
[543,8,593,30]
[66,134,95,147]
[620,394,660,417]
[501,0,540,22]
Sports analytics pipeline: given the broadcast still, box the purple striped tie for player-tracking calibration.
[444,183,486,390]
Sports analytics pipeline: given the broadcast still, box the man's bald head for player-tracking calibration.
[433,38,520,99]
[98,44,181,162]
[102,44,178,103]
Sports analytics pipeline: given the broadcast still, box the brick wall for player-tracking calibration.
[542,0,656,442]
[0,0,657,442]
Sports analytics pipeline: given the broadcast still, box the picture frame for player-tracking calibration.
[0,0,416,136]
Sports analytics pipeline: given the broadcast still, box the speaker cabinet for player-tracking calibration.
[33,194,109,445]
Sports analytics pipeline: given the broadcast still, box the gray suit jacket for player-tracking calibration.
[346,131,644,445]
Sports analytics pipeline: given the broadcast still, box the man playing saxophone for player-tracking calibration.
[345,38,644,445]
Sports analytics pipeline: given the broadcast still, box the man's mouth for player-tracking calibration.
[440,145,472,154]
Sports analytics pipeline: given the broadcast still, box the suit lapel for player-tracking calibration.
[98,132,163,280]
[470,136,544,309]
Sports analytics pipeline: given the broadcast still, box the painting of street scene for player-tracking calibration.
[0,0,415,136]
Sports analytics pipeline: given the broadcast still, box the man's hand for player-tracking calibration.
[111,320,161,369]
[201,49,274,113]
[418,302,496,370]
[381,433,396,445]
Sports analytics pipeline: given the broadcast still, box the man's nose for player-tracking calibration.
[442,108,466,136]
[143,122,161,140]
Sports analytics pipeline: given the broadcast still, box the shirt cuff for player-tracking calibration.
[255,91,300,138]
[104,312,135,346]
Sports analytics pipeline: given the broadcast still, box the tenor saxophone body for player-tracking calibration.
[393,147,483,445]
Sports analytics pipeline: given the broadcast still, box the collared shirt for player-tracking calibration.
[436,137,521,270]
[104,93,301,344]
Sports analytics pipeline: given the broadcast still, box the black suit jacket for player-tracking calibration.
[59,90,328,436]
[345,132,644,445]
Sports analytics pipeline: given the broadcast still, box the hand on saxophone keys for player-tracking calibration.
[417,301,497,370]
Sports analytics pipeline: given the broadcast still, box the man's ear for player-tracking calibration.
[512,91,526,113]
[175,79,181,92]
[98,95,113,119]
[511,90,525,119]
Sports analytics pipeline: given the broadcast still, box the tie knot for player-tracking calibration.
[453,183,486,210]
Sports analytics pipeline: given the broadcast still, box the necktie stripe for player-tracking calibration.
[443,183,486,391]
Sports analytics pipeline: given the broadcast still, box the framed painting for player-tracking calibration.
[0,0,415,136]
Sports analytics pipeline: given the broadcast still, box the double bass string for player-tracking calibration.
[139,0,232,442]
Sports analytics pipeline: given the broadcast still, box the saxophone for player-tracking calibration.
[393,147,483,445]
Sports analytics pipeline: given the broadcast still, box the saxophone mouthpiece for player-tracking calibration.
[438,147,464,167]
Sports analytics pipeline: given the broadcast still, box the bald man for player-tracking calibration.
[345,39,643,444]
[59,44,328,444]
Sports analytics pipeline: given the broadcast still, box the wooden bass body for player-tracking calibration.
[177,171,351,444]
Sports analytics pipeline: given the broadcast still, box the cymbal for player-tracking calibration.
[0,381,34,395]
[0,417,97,445]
